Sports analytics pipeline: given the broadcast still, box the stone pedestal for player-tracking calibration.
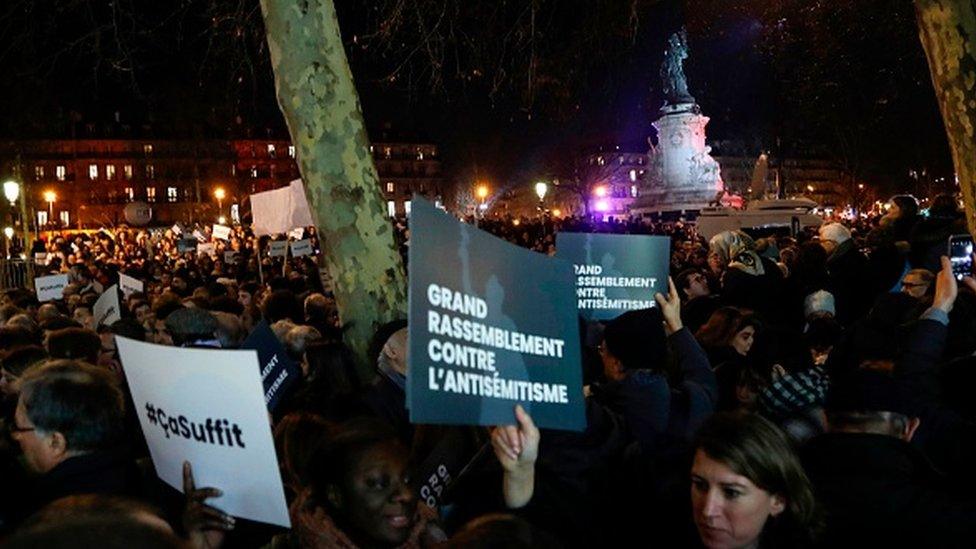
[631,103,724,214]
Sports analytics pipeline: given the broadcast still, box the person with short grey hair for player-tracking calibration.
[11,360,140,522]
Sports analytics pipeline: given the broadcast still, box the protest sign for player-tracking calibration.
[408,196,584,431]
[224,251,238,265]
[93,285,121,327]
[212,224,232,241]
[288,227,305,241]
[119,273,144,297]
[171,223,183,235]
[555,232,671,321]
[177,238,198,253]
[250,179,315,236]
[35,274,68,302]
[290,239,312,257]
[197,243,215,257]
[240,320,302,411]
[33,252,48,265]
[116,338,290,527]
[268,241,288,257]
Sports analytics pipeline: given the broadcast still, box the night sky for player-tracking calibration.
[0,0,954,195]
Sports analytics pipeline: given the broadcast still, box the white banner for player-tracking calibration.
[268,241,288,257]
[212,224,232,241]
[198,243,216,257]
[116,338,290,527]
[119,273,144,297]
[94,285,122,327]
[290,239,313,257]
[35,274,68,302]
[251,179,315,236]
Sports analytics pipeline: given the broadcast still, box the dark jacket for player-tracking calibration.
[802,432,976,548]
[592,327,717,450]
[720,257,788,323]
[824,239,873,324]
[23,447,143,522]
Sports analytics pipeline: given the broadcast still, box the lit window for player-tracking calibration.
[631,185,638,198]
[250,165,258,178]
[288,145,295,158]
[124,165,133,180]
[167,187,178,202]
[629,169,637,182]
[597,156,605,166]
[37,211,48,226]
[145,164,155,179]
[369,145,375,153]
[417,148,424,160]
[230,165,236,176]
[59,210,70,226]
[386,182,395,193]
[55,165,66,181]
[89,164,98,180]
[267,144,276,158]
[34,165,44,180]
[143,144,153,155]
[404,200,411,217]
[146,187,156,203]
[387,200,396,217]
[384,146,392,159]
[124,187,134,201]
[106,165,116,181]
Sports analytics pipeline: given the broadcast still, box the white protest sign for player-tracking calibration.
[288,227,305,241]
[116,338,290,527]
[33,253,48,265]
[193,230,207,242]
[94,285,122,327]
[197,243,216,257]
[224,251,238,265]
[268,241,288,257]
[119,273,144,297]
[290,239,312,257]
[171,223,183,235]
[35,274,69,302]
[212,224,232,241]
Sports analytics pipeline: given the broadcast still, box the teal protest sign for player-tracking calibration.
[408,196,584,431]
[556,232,670,321]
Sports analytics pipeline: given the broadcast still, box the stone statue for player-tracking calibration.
[661,29,695,105]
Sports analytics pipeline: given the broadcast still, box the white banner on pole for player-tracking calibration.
[212,224,232,241]
[116,338,290,527]
[268,241,288,257]
[94,285,122,327]
[290,239,313,257]
[35,274,69,302]
[250,179,314,236]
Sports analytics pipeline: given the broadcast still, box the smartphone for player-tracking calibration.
[948,234,974,280]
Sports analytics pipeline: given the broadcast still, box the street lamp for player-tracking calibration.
[3,181,19,206]
[43,190,56,225]
[214,187,226,217]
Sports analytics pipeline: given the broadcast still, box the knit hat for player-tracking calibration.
[602,307,667,371]
[818,222,851,244]
[803,290,835,319]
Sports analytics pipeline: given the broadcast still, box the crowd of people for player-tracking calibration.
[0,192,974,547]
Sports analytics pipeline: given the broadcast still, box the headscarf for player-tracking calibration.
[709,230,765,276]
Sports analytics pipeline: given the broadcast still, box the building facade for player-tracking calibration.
[0,135,445,229]
[574,145,648,220]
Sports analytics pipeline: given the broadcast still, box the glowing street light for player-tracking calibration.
[43,190,56,220]
[476,185,489,200]
[593,185,608,198]
[218,216,227,225]
[806,185,815,193]
[534,182,548,201]
[213,187,226,218]
[3,181,20,205]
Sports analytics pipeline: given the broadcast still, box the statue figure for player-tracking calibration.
[660,29,695,105]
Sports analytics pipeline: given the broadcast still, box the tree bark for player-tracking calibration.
[915,0,976,235]
[260,0,408,377]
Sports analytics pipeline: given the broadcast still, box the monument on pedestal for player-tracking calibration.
[631,30,727,217]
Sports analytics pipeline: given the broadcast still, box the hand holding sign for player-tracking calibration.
[491,404,539,509]
[654,277,683,335]
[183,461,235,549]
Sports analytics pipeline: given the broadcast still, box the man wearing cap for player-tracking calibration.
[818,222,872,324]
[802,256,976,546]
